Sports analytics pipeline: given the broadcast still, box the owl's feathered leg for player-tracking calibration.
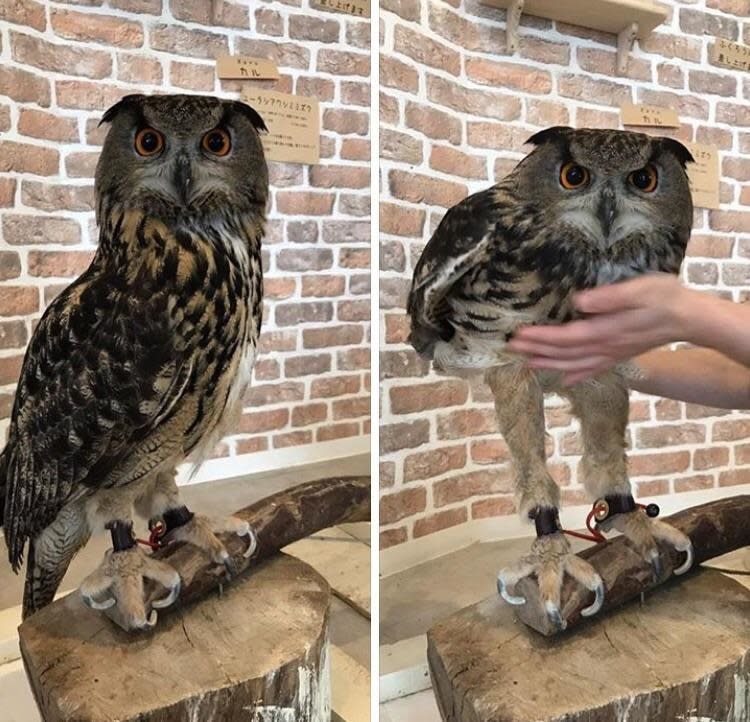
[141,470,257,573]
[486,365,604,630]
[563,372,693,579]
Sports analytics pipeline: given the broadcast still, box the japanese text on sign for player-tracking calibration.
[710,39,750,72]
[241,88,320,165]
[312,0,370,17]
[620,103,680,128]
[684,142,720,211]
[216,56,280,81]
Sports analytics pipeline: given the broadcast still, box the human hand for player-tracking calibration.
[506,274,692,385]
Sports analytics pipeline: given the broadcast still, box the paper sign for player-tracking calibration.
[684,142,720,210]
[216,55,280,80]
[709,39,750,72]
[620,103,680,128]
[311,0,370,17]
[241,88,319,164]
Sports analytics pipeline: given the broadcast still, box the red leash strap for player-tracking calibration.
[562,502,607,544]
[136,520,167,551]
[561,498,659,545]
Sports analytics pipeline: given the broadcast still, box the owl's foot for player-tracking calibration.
[79,522,181,632]
[159,506,257,574]
[497,509,604,631]
[595,495,693,580]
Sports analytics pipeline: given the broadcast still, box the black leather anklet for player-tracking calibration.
[162,505,195,532]
[106,520,136,552]
[593,494,659,525]
[531,507,562,537]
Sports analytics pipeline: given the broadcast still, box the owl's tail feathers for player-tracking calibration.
[22,516,90,619]
[0,448,8,529]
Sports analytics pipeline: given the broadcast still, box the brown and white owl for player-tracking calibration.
[408,127,695,630]
[1,94,267,630]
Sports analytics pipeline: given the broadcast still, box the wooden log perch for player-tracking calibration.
[22,553,332,722]
[107,474,370,630]
[19,476,369,722]
[428,568,750,722]
[513,495,750,635]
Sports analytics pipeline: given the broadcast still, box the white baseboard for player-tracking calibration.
[380,483,750,577]
[177,435,371,486]
[380,635,430,703]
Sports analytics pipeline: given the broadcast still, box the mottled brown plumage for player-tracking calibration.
[408,127,695,629]
[1,94,267,628]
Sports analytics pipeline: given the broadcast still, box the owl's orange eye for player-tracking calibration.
[202,128,231,156]
[629,164,658,192]
[559,162,590,190]
[134,127,164,156]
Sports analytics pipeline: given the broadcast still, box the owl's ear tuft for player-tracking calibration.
[99,94,146,127]
[230,101,268,133]
[660,137,694,167]
[526,126,572,147]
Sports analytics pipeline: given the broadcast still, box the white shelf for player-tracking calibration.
[480,0,670,73]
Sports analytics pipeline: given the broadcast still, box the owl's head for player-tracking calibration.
[511,127,694,247]
[95,94,268,223]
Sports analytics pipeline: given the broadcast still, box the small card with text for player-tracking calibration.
[620,103,680,128]
[684,142,720,210]
[241,88,320,165]
[216,56,280,81]
[311,0,370,17]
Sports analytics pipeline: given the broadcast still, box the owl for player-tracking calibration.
[408,127,695,630]
[0,94,267,631]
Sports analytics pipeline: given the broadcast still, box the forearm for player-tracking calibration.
[631,348,750,409]
[676,290,750,367]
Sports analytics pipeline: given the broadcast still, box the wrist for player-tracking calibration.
[672,288,713,346]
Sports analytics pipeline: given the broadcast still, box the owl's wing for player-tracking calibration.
[408,188,503,356]
[3,268,191,569]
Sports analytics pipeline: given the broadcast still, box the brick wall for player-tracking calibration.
[0,0,371,465]
[379,0,750,549]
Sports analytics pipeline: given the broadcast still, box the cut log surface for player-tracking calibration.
[428,568,750,722]
[21,553,331,722]
[516,496,750,635]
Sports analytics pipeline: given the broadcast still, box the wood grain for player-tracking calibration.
[429,567,750,722]
[21,554,331,722]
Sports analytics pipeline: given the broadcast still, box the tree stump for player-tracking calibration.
[20,553,331,722]
[428,568,750,722]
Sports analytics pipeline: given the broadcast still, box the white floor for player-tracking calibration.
[381,690,441,722]
[0,661,38,722]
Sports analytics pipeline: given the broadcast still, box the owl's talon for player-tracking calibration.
[580,582,604,617]
[545,601,567,631]
[135,609,158,632]
[152,573,181,610]
[82,592,116,611]
[674,540,694,576]
[241,527,258,558]
[648,549,663,581]
[497,575,526,606]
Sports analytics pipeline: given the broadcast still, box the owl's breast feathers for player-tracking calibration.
[1,207,263,569]
[408,184,689,365]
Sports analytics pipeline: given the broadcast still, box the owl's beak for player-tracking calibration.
[172,155,193,206]
[597,185,617,237]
